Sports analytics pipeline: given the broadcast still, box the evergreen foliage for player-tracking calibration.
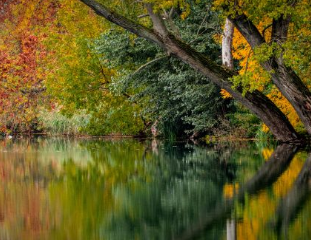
[94,1,233,137]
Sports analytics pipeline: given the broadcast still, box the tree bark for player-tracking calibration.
[222,18,234,69]
[79,0,300,142]
[229,13,311,135]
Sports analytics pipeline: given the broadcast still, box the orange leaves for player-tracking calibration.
[261,148,273,160]
[223,15,306,133]
[267,87,303,131]
[261,88,303,133]
[223,183,239,198]
[0,2,49,134]
[220,89,232,99]
[231,27,271,92]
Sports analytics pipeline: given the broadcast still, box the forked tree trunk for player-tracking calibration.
[79,0,300,142]
[230,14,311,135]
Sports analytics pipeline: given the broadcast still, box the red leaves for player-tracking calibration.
[0,0,16,22]
[0,32,46,133]
[0,0,63,134]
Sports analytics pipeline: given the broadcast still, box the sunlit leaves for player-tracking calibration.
[216,0,311,133]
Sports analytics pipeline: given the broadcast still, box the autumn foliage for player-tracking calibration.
[0,0,61,134]
[1,0,311,139]
[215,0,311,133]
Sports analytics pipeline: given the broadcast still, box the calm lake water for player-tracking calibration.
[0,137,310,240]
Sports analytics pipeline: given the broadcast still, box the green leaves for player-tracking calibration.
[94,0,232,137]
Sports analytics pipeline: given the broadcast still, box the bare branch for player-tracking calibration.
[131,55,168,77]
[137,14,149,19]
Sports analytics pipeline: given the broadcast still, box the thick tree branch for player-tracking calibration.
[79,0,163,47]
[79,0,299,142]
[230,11,311,135]
[271,14,291,43]
[228,13,265,49]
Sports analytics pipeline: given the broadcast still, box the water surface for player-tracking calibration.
[0,138,310,240]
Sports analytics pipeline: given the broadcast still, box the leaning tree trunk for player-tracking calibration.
[78,0,300,142]
[230,14,311,135]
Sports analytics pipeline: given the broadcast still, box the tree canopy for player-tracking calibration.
[77,0,311,142]
[0,0,311,141]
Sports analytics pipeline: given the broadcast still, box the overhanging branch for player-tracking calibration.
[79,0,164,47]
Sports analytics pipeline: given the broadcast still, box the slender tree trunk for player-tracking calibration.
[78,0,300,142]
[222,18,234,69]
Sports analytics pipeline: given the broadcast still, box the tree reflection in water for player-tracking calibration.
[0,138,311,240]
[179,143,311,240]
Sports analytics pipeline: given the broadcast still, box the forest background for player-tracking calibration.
[0,0,310,141]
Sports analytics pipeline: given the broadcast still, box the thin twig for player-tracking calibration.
[131,55,168,76]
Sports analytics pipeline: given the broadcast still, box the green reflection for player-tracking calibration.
[0,138,310,240]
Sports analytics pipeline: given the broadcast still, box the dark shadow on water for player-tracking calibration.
[176,143,299,240]
[270,152,311,239]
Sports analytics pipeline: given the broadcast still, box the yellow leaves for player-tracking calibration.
[261,148,273,160]
[213,0,226,8]
[179,1,191,20]
[223,183,239,198]
[262,88,304,133]
[226,16,306,133]
[10,1,36,34]
[262,124,269,133]
[145,0,191,20]
[267,87,304,132]
[227,27,271,95]
[273,153,305,197]
[180,11,188,20]
[235,151,307,240]
[236,191,275,240]
[220,89,232,99]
